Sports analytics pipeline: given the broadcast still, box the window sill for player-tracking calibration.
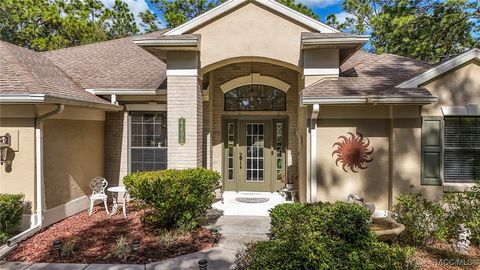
[443,182,476,192]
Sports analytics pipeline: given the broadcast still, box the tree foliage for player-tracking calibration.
[341,0,480,62]
[277,0,319,20]
[103,0,139,39]
[139,10,160,33]
[150,0,225,28]
[0,0,145,51]
[152,0,320,28]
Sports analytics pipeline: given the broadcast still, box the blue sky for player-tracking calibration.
[100,0,348,30]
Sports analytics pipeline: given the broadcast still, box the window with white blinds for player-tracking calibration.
[130,112,167,172]
[444,117,480,182]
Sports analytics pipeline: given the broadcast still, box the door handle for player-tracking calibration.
[239,152,243,169]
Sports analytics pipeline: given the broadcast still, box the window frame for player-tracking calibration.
[443,116,480,183]
[129,111,168,172]
[224,84,287,112]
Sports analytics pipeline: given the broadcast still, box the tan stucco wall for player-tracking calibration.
[43,119,105,209]
[315,105,442,209]
[392,119,442,202]
[422,60,480,116]
[192,2,313,72]
[0,117,36,213]
[316,118,390,209]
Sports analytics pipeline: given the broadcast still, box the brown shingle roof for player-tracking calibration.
[43,30,168,90]
[0,40,111,105]
[302,51,433,98]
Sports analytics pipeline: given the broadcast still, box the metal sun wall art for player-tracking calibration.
[332,132,374,173]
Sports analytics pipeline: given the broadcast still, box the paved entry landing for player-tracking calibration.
[212,191,288,216]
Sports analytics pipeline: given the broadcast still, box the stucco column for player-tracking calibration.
[166,51,203,169]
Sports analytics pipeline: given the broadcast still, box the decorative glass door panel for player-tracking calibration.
[246,123,265,182]
[237,120,272,191]
[223,119,287,192]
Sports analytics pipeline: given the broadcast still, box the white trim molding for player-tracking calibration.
[125,103,167,111]
[304,68,339,76]
[398,48,480,88]
[166,69,198,77]
[0,94,45,103]
[220,73,291,93]
[309,104,320,202]
[86,89,166,95]
[43,195,91,227]
[301,95,438,105]
[164,0,339,36]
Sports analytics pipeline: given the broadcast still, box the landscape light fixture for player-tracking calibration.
[53,240,63,259]
[132,239,141,252]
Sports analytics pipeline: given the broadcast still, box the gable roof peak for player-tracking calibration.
[397,48,480,88]
[164,0,340,36]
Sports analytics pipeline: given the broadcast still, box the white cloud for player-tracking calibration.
[100,0,153,30]
[334,11,353,24]
[297,0,343,8]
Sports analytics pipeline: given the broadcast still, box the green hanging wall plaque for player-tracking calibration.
[178,117,186,146]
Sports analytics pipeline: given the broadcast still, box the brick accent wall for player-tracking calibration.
[208,62,300,185]
[104,111,129,185]
[167,75,203,168]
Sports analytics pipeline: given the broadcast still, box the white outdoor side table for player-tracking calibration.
[281,188,297,202]
[107,186,128,218]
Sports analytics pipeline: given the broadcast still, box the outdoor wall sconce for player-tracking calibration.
[0,133,11,165]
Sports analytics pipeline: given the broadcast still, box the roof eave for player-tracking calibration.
[301,36,370,49]
[164,0,340,36]
[0,94,122,111]
[301,95,438,106]
[397,48,480,88]
[133,38,200,51]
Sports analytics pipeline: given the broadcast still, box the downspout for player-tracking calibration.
[6,105,64,246]
[388,105,394,210]
[309,104,320,202]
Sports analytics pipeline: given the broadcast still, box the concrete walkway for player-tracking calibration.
[0,215,271,270]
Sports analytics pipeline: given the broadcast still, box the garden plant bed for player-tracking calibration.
[413,242,480,270]
[6,206,215,264]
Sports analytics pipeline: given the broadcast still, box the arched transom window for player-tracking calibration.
[224,84,287,111]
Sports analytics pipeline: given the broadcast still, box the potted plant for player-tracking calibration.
[280,173,295,191]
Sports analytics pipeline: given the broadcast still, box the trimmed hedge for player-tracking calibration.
[235,202,415,270]
[124,168,220,229]
[0,193,24,244]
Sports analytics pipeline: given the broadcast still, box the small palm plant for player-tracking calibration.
[62,238,79,257]
[111,236,131,262]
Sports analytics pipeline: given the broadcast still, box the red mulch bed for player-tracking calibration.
[6,206,215,264]
[413,242,480,270]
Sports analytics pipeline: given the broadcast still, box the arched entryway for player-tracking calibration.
[202,60,301,193]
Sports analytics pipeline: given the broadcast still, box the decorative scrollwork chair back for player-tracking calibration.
[88,177,109,216]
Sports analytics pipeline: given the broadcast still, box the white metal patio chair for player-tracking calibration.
[88,177,110,216]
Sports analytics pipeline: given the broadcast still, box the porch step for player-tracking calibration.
[213,191,288,216]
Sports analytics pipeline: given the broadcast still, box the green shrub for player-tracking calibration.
[392,189,446,246]
[393,181,480,247]
[236,202,415,270]
[442,180,480,245]
[0,193,24,244]
[123,168,220,229]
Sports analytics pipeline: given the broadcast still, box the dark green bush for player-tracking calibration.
[0,193,24,244]
[123,168,220,229]
[442,180,480,245]
[392,189,446,246]
[235,202,415,270]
